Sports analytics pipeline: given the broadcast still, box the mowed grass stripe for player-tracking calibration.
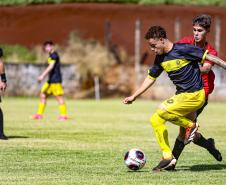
[0,97,226,185]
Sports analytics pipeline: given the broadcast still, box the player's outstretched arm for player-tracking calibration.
[123,77,155,104]
[206,54,226,69]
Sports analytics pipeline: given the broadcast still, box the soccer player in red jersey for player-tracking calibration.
[171,14,222,168]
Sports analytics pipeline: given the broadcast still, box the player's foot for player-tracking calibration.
[0,134,8,140]
[207,138,222,161]
[152,158,177,172]
[58,116,68,121]
[32,114,43,120]
[184,122,199,145]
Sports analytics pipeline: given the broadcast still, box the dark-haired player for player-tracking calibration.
[123,25,226,172]
[0,48,7,139]
[171,14,222,168]
[32,41,68,121]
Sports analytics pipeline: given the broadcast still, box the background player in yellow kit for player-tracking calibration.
[32,41,68,121]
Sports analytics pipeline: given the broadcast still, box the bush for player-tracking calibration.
[0,44,36,63]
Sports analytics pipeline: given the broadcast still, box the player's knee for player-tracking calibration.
[156,108,179,122]
[150,113,160,127]
[55,96,64,104]
[40,93,47,100]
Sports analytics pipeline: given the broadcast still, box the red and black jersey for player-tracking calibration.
[177,36,217,98]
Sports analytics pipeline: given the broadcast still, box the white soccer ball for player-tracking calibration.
[124,148,146,171]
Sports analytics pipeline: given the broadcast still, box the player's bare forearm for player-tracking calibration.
[123,77,155,104]
[132,77,155,98]
[206,54,226,69]
[39,63,55,80]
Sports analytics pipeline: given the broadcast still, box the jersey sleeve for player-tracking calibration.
[0,48,3,57]
[179,44,208,64]
[48,53,57,64]
[148,55,164,80]
[204,46,217,65]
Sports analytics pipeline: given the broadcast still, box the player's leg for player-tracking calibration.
[166,112,196,170]
[52,83,68,121]
[172,100,222,163]
[193,132,222,161]
[32,92,48,120]
[189,100,221,161]
[32,82,51,120]
[150,112,176,172]
[158,89,205,145]
[55,95,68,121]
[150,90,205,171]
[37,92,48,114]
[52,83,67,120]
[172,126,186,160]
[0,107,7,140]
[171,111,196,161]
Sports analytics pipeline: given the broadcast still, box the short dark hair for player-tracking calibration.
[43,40,54,46]
[145,26,167,40]
[192,14,211,30]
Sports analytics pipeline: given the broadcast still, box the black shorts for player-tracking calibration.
[196,99,208,118]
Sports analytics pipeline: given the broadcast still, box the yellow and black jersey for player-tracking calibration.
[148,43,208,94]
[48,51,62,83]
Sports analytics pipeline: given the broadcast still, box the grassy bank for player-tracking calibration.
[0,0,225,7]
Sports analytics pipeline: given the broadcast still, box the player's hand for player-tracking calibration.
[37,75,44,82]
[123,96,136,104]
[0,81,7,92]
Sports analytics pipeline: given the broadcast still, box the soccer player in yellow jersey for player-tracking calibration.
[32,41,68,121]
[123,26,226,172]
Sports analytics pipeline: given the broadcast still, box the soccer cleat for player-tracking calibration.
[207,138,222,162]
[184,122,199,145]
[152,158,177,172]
[165,164,176,171]
[58,116,68,121]
[32,114,43,120]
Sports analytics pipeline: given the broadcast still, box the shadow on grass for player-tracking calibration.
[177,164,226,171]
[7,136,29,139]
[127,170,149,173]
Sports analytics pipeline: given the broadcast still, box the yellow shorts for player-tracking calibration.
[41,82,64,96]
[160,89,205,116]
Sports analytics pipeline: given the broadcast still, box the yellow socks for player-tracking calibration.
[150,113,172,159]
[59,104,67,116]
[37,103,46,115]
[150,108,194,159]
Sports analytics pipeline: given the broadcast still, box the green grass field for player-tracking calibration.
[1,97,226,185]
